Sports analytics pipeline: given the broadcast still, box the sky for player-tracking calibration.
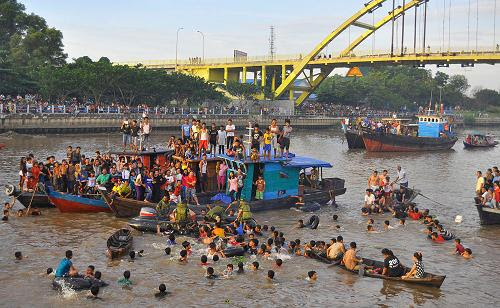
[21,0,500,93]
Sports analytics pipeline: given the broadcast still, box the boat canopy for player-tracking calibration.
[284,156,332,169]
[108,149,173,156]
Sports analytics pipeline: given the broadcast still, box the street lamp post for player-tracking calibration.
[175,27,184,71]
[197,30,205,62]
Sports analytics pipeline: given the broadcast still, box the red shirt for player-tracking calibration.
[408,211,421,220]
[455,243,465,254]
[186,175,196,189]
[433,235,445,243]
[495,187,500,203]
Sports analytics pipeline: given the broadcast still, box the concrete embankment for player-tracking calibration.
[1,114,499,134]
[0,115,341,134]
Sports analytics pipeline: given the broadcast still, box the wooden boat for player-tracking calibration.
[338,257,446,288]
[363,115,457,152]
[100,188,154,218]
[463,134,498,148]
[4,184,53,208]
[46,186,110,213]
[363,132,457,152]
[310,251,342,265]
[344,129,365,149]
[106,229,133,259]
[474,198,500,225]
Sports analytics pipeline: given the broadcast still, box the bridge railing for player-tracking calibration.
[0,104,253,117]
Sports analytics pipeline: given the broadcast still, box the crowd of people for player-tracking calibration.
[362,166,409,215]
[474,167,500,209]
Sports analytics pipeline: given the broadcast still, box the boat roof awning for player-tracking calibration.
[284,156,332,169]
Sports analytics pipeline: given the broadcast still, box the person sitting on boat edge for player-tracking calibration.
[55,250,78,278]
[402,252,425,279]
[204,205,224,222]
[156,195,171,218]
[342,242,362,271]
[381,248,405,277]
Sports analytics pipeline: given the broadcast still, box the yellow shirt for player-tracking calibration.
[263,132,272,145]
[213,227,225,238]
[476,177,485,193]
[118,184,131,197]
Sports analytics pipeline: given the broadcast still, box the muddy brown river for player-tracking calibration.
[0,128,499,307]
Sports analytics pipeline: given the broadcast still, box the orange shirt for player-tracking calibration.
[495,186,500,203]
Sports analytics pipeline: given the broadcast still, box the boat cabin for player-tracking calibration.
[171,155,221,192]
[108,150,174,170]
[217,154,333,202]
[417,115,450,138]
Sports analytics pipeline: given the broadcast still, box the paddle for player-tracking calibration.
[405,187,448,207]
[25,188,37,216]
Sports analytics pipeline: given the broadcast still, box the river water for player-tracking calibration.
[0,128,499,307]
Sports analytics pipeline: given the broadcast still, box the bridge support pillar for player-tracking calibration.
[224,67,228,85]
[253,71,257,85]
[271,70,276,92]
[242,67,247,83]
[261,65,266,87]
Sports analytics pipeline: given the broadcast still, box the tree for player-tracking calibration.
[225,81,260,101]
[473,88,500,107]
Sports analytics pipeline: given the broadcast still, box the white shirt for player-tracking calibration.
[364,194,375,205]
[142,123,151,134]
[217,130,227,145]
[397,169,408,184]
[226,124,235,137]
[121,169,130,180]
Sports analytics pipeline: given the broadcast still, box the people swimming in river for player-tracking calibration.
[275,259,283,268]
[14,251,23,260]
[267,270,275,281]
[164,247,171,255]
[430,232,445,243]
[155,283,169,298]
[129,251,136,261]
[179,250,188,263]
[462,248,473,259]
[55,250,78,277]
[206,267,218,279]
[223,264,234,277]
[118,270,133,286]
[454,239,465,255]
[251,261,259,271]
[307,271,317,281]
[236,262,245,274]
[84,265,95,278]
[87,286,102,300]
[384,220,394,230]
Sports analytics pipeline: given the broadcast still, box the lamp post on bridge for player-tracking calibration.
[197,30,205,62]
[175,27,184,71]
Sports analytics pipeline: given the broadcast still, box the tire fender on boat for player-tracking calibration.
[307,215,320,229]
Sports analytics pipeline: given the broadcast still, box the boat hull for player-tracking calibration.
[463,141,498,148]
[475,203,500,225]
[362,133,457,152]
[47,187,110,213]
[345,129,365,149]
[5,184,53,208]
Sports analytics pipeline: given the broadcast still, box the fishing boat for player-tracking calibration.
[46,186,110,213]
[338,258,446,288]
[474,198,500,225]
[362,115,457,152]
[4,184,53,208]
[463,133,498,148]
[106,229,133,259]
[344,128,365,149]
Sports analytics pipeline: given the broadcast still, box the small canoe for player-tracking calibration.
[106,229,133,259]
[337,257,446,288]
[100,188,152,218]
[310,251,342,265]
[5,184,53,208]
[463,140,498,148]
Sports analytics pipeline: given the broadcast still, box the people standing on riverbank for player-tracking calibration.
[141,117,151,150]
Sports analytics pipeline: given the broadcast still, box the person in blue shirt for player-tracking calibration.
[55,250,78,278]
[181,119,192,143]
[233,221,244,236]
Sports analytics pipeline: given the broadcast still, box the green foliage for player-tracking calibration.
[463,113,476,125]
[473,88,500,107]
[315,66,471,109]
[35,58,227,106]
[225,81,260,101]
